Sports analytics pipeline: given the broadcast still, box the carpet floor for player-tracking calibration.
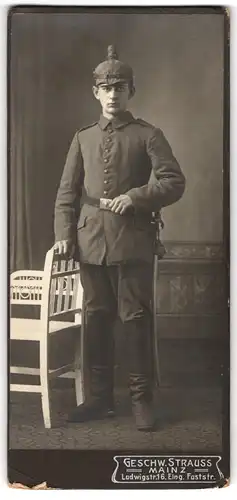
[9,387,222,452]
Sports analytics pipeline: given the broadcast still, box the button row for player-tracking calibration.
[103,130,113,196]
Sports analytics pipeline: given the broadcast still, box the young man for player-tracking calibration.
[54,45,185,431]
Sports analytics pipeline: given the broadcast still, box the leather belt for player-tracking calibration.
[82,194,113,210]
[82,194,160,226]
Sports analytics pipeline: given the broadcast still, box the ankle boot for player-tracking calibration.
[68,366,115,422]
[129,373,155,431]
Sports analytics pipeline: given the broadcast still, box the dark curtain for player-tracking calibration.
[10,16,47,271]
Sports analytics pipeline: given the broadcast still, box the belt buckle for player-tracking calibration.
[100,198,112,210]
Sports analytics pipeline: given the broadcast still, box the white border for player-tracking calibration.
[0,1,236,498]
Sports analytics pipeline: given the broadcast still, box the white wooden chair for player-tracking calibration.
[10,247,85,428]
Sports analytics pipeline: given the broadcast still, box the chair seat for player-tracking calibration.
[10,318,80,340]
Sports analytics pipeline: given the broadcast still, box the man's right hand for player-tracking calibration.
[53,240,75,257]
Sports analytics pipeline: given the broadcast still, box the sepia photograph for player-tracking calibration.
[8,6,229,489]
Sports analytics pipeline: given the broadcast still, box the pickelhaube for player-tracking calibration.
[93,45,134,86]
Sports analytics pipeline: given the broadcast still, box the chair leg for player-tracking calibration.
[40,370,52,429]
[40,340,52,429]
[74,336,83,406]
[75,371,83,407]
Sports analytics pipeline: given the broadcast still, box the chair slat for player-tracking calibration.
[63,260,72,311]
[10,384,42,393]
[10,298,42,306]
[10,367,78,377]
[10,367,39,375]
[49,308,82,320]
[52,269,80,278]
[71,273,80,310]
[48,364,74,380]
[11,279,43,287]
[56,260,66,314]
[49,260,58,315]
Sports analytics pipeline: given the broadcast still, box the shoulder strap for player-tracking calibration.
[78,122,97,132]
[135,118,155,129]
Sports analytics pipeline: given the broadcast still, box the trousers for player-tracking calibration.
[80,261,153,323]
[80,261,154,378]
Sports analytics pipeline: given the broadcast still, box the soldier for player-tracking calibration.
[54,45,185,431]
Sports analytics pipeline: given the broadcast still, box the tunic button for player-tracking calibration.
[104,169,108,173]
[104,180,108,184]
[104,190,108,195]
[104,158,108,163]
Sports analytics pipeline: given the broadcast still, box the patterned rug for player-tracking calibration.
[9,387,222,451]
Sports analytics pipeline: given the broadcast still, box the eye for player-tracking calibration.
[100,86,110,92]
[117,85,126,92]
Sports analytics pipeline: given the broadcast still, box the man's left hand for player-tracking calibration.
[109,194,133,214]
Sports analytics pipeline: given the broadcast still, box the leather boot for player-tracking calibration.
[68,311,115,423]
[68,366,115,422]
[129,373,155,431]
[126,317,156,431]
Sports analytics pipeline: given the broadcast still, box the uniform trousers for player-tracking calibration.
[80,260,154,382]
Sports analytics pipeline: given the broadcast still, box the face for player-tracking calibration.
[93,82,133,116]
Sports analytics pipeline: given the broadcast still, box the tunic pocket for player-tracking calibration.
[77,215,87,230]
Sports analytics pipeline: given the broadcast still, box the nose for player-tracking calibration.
[109,88,117,98]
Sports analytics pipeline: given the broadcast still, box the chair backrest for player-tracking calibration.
[40,248,83,324]
[10,271,44,306]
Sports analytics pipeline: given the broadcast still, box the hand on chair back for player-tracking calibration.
[54,240,75,258]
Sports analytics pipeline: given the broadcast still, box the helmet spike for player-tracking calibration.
[107,45,118,60]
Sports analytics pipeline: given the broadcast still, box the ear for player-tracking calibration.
[92,86,100,100]
[128,85,136,100]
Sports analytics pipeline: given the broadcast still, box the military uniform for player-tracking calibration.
[54,46,185,430]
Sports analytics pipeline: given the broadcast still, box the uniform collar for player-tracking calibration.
[99,111,134,130]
